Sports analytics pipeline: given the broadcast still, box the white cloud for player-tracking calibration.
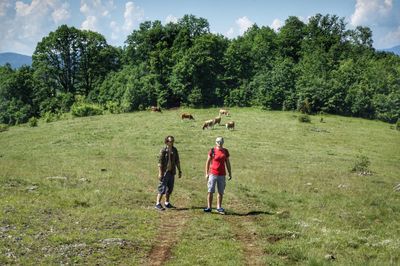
[82,15,98,31]
[380,25,400,48]
[351,0,393,26]
[0,0,73,54]
[165,14,178,24]
[123,1,144,33]
[226,27,235,38]
[350,0,400,48]
[271,18,283,31]
[110,20,120,40]
[52,2,70,23]
[79,0,116,32]
[0,0,13,17]
[236,16,253,34]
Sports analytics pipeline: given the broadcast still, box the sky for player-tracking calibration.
[1,0,400,55]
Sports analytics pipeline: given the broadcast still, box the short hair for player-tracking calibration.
[164,135,175,144]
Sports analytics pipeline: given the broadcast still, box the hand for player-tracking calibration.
[205,174,209,180]
[178,171,182,178]
[228,175,232,181]
[158,175,163,181]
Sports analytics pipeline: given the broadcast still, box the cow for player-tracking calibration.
[181,113,195,120]
[219,109,229,116]
[150,106,162,112]
[226,121,235,130]
[213,116,221,125]
[202,119,215,130]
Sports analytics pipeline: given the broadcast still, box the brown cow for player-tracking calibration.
[181,113,195,120]
[202,119,215,130]
[150,106,162,112]
[219,109,229,116]
[213,116,221,125]
[225,121,235,130]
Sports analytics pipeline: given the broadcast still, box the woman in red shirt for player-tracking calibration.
[204,136,232,214]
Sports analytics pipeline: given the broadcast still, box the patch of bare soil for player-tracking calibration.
[225,198,267,265]
[226,215,266,266]
[145,209,190,266]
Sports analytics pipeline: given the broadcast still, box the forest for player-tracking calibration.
[1,13,399,125]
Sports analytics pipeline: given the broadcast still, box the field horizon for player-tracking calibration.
[1,107,399,265]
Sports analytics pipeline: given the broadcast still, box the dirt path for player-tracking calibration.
[144,195,270,265]
[145,208,190,266]
[225,197,270,265]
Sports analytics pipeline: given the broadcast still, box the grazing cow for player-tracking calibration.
[202,119,215,130]
[181,113,195,120]
[150,106,162,112]
[226,121,235,130]
[213,116,221,125]
[219,109,229,116]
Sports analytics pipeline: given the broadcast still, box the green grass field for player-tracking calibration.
[1,108,399,265]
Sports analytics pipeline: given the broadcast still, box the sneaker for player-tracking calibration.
[165,203,175,209]
[216,208,225,214]
[155,203,165,211]
[203,208,212,213]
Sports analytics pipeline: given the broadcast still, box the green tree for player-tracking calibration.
[0,65,36,124]
[170,34,227,107]
[277,16,306,62]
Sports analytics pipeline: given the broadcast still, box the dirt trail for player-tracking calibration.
[225,197,269,265]
[145,209,190,266]
[144,194,269,265]
[226,215,266,265]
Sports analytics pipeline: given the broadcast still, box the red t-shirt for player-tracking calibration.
[208,147,230,176]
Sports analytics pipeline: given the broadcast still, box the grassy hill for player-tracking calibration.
[1,108,399,265]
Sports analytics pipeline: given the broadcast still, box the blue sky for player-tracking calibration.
[1,0,399,55]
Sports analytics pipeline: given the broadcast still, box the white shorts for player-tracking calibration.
[207,174,226,194]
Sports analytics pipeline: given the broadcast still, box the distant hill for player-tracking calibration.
[380,45,400,56]
[0,52,32,68]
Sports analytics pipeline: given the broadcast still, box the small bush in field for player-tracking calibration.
[352,155,371,175]
[297,98,312,114]
[396,119,400,131]
[71,103,103,117]
[28,117,38,127]
[0,124,8,132]
[42,112,60,123]
[298,114,311,123]
[106,101,124,114]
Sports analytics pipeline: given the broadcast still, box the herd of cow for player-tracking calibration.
[150,106,235,130]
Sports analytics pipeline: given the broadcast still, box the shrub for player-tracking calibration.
[0,124,8,132]
[106,101,124,114]
[28,117,38,127]
[297,98,312,114]
[352,155,371,175]
[42,112,60,123]
[71,103,103,117]
[298,114,311,123]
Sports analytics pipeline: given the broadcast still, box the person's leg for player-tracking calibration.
[206,174,217,209]
[156,193,163,205]
[207,192,213,209]
[216,175,226,211]
[165,173,174,205]
[156,172,167,206]
[217,193,223,209]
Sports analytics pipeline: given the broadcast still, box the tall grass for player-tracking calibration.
[0,108,399,264]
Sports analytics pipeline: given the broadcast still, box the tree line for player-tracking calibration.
[1,14,399,125]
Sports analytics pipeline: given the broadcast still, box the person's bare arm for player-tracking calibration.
[205,156,211,179]
[226,157,232,180]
